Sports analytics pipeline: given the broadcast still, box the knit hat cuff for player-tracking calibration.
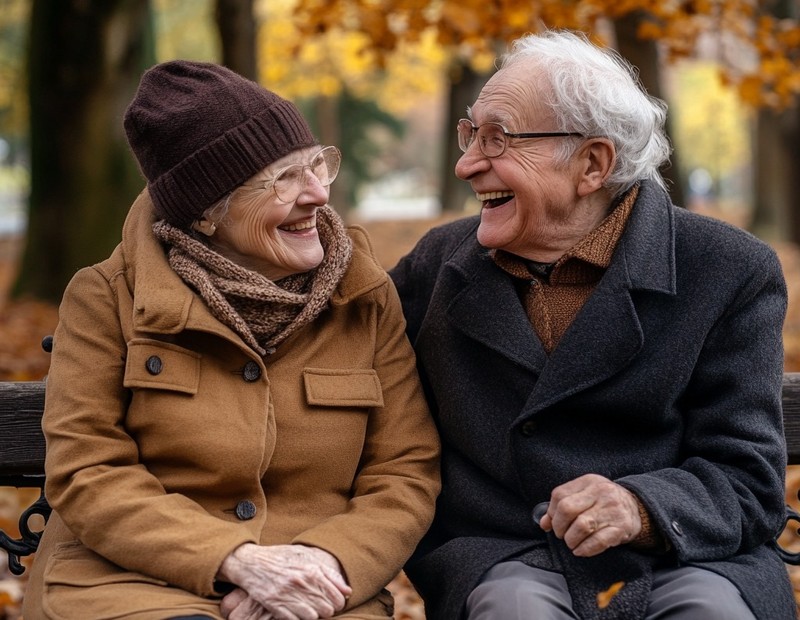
[149,99,317,227]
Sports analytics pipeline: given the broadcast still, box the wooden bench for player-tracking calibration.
[4,367,800,575]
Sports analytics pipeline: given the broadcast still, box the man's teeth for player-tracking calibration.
[476,191,514,201]
[280,221,315,232]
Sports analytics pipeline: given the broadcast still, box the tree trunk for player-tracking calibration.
[314,96,349,213]
[16,0,154,303]
[750,108,799,242]
[440,61,492,212]
[750,0,800,243]
[215,0,256,79]
[614,12,686,207]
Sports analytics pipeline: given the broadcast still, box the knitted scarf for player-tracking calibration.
[152,206,352,356]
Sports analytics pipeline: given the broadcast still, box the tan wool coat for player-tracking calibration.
[23,192,441,620]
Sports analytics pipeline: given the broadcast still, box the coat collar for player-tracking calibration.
[120,192,385,343]
[443,180,677,412]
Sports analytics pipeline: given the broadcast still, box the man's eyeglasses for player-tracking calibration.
[250,145,342,203]
[457,119,583,158]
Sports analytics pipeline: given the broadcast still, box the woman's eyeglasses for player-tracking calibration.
[457,119,583,158]
[253,145,342,203]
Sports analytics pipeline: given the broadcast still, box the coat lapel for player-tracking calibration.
[525,181,678,414]
[445,244,548,374]
[443,182,677,416]
[120,191,255,352]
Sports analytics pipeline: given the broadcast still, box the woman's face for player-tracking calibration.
[209,146,330,280]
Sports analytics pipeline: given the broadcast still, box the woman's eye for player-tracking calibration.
[278,167,303,184]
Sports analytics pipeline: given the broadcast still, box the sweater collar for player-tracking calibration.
[493,183,638,285]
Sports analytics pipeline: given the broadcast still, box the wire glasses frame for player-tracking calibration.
[457,119,583,158]
[253,145,342,203]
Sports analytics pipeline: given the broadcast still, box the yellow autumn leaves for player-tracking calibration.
[258,0,448,115]
[291,0,800,110]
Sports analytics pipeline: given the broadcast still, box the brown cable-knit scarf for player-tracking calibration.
[152,205,352,356]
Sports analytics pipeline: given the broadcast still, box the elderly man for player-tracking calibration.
[390,30,794,620]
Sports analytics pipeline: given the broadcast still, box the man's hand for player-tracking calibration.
[538,473,643,557]
[217,543,352,620]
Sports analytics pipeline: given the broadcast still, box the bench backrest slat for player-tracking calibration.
[0,381,45,481]
[781,374,800,465]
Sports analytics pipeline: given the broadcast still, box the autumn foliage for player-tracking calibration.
[292,0,800,108]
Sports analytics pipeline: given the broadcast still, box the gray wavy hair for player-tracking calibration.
[501,30,671,198]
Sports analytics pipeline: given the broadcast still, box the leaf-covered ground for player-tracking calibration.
[3,211,800,618]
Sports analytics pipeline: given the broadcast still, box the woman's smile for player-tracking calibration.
[278,217,317,233]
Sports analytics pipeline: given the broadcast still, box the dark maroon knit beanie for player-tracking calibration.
[124,60,317,228]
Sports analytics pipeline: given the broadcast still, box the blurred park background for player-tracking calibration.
[3,0,800,617]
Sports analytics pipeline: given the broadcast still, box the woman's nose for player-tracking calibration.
[296,168,329,205]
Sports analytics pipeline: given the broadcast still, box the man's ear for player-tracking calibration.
[577,138,616,197]
[191,218,217,236]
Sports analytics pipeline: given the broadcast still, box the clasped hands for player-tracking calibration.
[217,543,352,620]
[538,473,643,557]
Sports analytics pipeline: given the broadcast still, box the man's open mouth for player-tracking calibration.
[476,191,514,209]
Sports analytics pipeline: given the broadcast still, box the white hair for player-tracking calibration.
[501,30,671,198]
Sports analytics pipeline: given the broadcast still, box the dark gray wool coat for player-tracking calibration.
[390,180,796,620]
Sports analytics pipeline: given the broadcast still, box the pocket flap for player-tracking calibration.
[124,339,201,395]
[303,368,384,407]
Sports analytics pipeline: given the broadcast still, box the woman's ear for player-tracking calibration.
[191,218,217,236]
[577,138,616,197]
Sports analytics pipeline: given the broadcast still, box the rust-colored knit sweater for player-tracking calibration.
[492,184,666,551]
[492,185,637,354]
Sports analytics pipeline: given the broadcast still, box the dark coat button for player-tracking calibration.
[145,355,163,375]
[235,499,257,520]
[671,521,683,536]
[520,420,537,436]
[242,361,261,382]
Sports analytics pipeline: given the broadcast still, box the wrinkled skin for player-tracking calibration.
[200,146,330,280]
[218,543,352,620]
[455,60,615,263]
[538,474,643,557]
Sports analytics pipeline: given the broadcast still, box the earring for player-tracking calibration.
[192,219,217,236]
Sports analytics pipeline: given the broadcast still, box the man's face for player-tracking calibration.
[455,62,591,261]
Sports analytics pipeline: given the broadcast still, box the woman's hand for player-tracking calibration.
[220,588,273,620]
[217,543,352,620]
[538,473,642,557]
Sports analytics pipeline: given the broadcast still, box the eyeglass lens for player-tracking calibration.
[272,146,341,202]
[457,120,507,158]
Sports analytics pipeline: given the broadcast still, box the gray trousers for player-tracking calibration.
[466,561,756,620]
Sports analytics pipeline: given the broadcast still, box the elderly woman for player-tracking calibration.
[391,30,793,620]
[23,61,440,620]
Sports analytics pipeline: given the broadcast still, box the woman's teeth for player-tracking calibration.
[280,220,315,232]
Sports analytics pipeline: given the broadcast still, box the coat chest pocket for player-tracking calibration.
[123,338,201,394]
[302,368,384,408]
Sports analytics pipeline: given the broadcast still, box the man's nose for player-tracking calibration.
[455,143,490,180]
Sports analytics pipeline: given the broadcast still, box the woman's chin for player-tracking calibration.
[286,248,325,275]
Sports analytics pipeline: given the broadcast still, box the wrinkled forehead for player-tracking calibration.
[469,62,554,129]
[271,145,321,169]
